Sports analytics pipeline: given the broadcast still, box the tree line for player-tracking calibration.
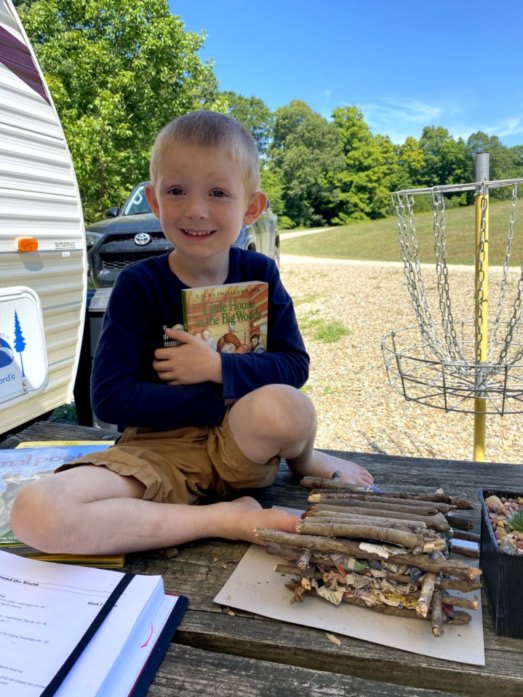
[15,0,523,227]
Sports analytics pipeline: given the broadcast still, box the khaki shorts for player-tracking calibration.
[59,411,280,504]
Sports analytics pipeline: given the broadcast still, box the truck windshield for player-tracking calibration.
[122,185,151,216]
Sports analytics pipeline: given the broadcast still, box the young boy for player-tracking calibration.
[11,111,373,555]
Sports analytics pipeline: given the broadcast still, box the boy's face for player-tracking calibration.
[145,143,266,264]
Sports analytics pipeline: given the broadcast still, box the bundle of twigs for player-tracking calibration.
[255,479,481,637]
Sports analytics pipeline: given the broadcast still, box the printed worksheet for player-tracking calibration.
[0,551,125,696]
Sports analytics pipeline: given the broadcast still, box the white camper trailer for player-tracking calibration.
[0,0,87,435]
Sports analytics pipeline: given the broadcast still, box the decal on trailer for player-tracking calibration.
[0,287,47,404]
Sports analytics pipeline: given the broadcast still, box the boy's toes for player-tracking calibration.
[359,469,374,486]
[251,508,299,545]
[267,508,299,533]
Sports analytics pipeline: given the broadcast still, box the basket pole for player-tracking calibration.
[473,153,490,461]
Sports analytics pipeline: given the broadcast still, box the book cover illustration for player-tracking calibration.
[0,443,123,567]
[181,281,269,354]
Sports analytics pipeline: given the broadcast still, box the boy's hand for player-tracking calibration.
[153,328,222,384]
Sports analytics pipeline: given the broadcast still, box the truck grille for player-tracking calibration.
[101,251,166,270]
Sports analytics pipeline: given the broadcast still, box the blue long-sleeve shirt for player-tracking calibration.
[91,248,309,431]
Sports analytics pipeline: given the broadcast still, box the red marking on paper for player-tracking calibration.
[140,624,154,648]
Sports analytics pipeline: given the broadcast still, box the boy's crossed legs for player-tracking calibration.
[10,385,373,555]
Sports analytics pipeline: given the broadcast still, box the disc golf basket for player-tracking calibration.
[382,154,523,461]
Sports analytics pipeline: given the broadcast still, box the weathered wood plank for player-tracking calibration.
[5,422,522,524]
[171,613,521,697]
[4,421,522,501]
[4,422,523,697]
[148,644,463,697]
[127,539,523,697]
[0,421,118,448]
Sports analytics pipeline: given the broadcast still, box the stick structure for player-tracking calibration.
[256,480,480,637]
[300,480,473,510]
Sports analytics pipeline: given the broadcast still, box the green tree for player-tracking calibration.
[395,136,425,189]
[260,167,285,220]
[222,91,273,156]
[18,0,219,222]
[509,145,523,178]
[418,126,472,189]
[268,101,344,227]
[332,106,399,222]
[467,131,518,180]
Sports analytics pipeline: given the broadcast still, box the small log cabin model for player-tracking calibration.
[256,477,481,637]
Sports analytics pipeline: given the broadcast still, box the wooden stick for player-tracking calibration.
[306,509,424,521]
[300,477,369,490]
[310,492,457,514]
[416,572,436,618]
[379,572,413,584]
[309,495,443,517]
[256,531,482,579]
[274,555,482,593]
[437,577,481,592]
[449,495,474,510]
[431,590,444,637]
[450,542,480,559]
[303,512,428,531]
[308,499,450,532]
[292,584,424,620]
[423,539,448,553]
[275,564,321,578]
[309,503,450,532]
[297,549,311,570]
[441,593,478,611]
[300,479,474,508]
[276,563,411,586]
[296,520,424,550]
[447,611,472,625]
[451,530,480,543]
[293,583,472,631]
[446,514,475,531]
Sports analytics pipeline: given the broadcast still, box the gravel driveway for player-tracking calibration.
[280,255,523,465]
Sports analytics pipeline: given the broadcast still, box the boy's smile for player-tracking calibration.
[145,143,266,280]
[181,229,215,237]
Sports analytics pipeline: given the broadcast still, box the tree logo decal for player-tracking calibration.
[0,310,29,373]
[13,310,27,377]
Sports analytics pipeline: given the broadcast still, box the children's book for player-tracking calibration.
[181,280,269,354]
[0,442,125,568]
[0,550,189,697]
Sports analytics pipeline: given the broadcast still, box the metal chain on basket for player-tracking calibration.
[393,192,447,361]
[491,183,523,367]
[432,189,466,364]
[390,177,523,413]
[496,265,523,367]
[489,183,518,354]
[473,187,493,396]
[475,189,488,365]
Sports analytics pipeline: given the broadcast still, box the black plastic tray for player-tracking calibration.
[479,489,523,638]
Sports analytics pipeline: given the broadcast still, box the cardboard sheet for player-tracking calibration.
[214,515,485,665]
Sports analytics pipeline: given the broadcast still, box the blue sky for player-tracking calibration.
[169,0,523,148]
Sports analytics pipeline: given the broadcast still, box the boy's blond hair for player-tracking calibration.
[150,110,261,193]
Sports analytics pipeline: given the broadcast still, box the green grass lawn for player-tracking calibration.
[281,198,523,266]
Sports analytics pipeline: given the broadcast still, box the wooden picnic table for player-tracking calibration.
[3,421,523,697]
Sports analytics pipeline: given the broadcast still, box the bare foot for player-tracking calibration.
[219,496,298,545]
[329,457,374,487]
[302,450,374,487]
